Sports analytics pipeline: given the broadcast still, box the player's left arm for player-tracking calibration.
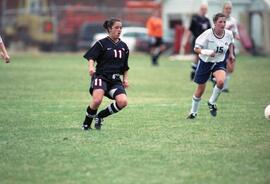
[123,70,129,88]
[228,43,235,62]
[122,45,129,88]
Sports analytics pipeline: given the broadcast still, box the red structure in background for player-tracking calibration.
[126,0,161,8]
[57,4,106,35]
[56,1,161,48]
[124,0,161,24]
[173,25,185,54]
[0,0,162,51]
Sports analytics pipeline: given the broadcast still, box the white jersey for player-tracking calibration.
[195,28,234,63]
[226,16,239,38]
[0,35,2,43]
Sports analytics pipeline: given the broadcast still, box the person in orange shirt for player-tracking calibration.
[146,10,165,66]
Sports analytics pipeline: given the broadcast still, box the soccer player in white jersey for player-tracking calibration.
[187,13,235,119]
[0,35,10,63]
[222,1,240,92]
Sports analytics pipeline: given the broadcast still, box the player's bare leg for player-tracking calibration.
[208,70,226,116]
[82,89,104,130]
[95,94,128,130]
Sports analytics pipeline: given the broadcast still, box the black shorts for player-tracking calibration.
[149,36,163,47]
[89,74,126,100]
[194,59,227,84]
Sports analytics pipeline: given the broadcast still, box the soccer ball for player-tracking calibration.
[265,105,270,120]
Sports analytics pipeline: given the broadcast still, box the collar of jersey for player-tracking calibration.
[212,28,225,39]
[106,36,121,45]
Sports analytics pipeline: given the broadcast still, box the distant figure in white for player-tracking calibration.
[222,1,240,92]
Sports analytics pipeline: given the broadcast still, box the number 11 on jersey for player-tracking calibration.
[114,49,122,59]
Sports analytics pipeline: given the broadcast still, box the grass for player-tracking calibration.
[0,52,270,184]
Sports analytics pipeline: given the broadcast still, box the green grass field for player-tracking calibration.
[0,52,270,184]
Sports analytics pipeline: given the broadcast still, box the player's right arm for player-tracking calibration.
[83,40,103,77]
[194,47,215,57]
[194,29,215,57]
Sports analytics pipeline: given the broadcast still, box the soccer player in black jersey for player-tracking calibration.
[82,18,129,130]
[185,3,211,80]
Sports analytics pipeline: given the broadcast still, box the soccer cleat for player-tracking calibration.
[207,102,217,117]
[187,113,197,119]
[94,117,104,130]
[82,124,92,131]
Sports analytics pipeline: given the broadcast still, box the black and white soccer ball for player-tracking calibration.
[264,105,270,120]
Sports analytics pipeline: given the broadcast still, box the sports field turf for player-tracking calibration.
[0,52,269,184]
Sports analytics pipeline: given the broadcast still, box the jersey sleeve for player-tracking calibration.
[189,15,197,34]
[194,29,209,49]
[83,41,103,61]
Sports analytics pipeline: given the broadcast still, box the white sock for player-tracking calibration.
[190,95,201,114]
[209,85,222,104]
[223,73,231,90]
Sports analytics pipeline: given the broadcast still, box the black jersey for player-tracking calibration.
[189,14,211,39]
[84,36,129,76]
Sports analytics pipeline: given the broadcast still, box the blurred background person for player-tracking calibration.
[146,10,165,66]
[0,35,10,63]
[185,3,211,80]
[222,1,240,92]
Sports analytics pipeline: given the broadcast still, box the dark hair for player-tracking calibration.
[103,18,121,32]
[213,13,226,23]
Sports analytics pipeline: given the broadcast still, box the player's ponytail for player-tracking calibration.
[103,18,121,32]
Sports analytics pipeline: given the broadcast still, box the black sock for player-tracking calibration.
[97,102,122,119]
[83,106,97,126]
[191,63,197,72]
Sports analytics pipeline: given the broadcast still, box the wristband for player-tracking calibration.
[201,49,214,56]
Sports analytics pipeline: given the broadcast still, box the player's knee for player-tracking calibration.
[92,98,103,107]
[116,97,128,109]
[216,80,224,89]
